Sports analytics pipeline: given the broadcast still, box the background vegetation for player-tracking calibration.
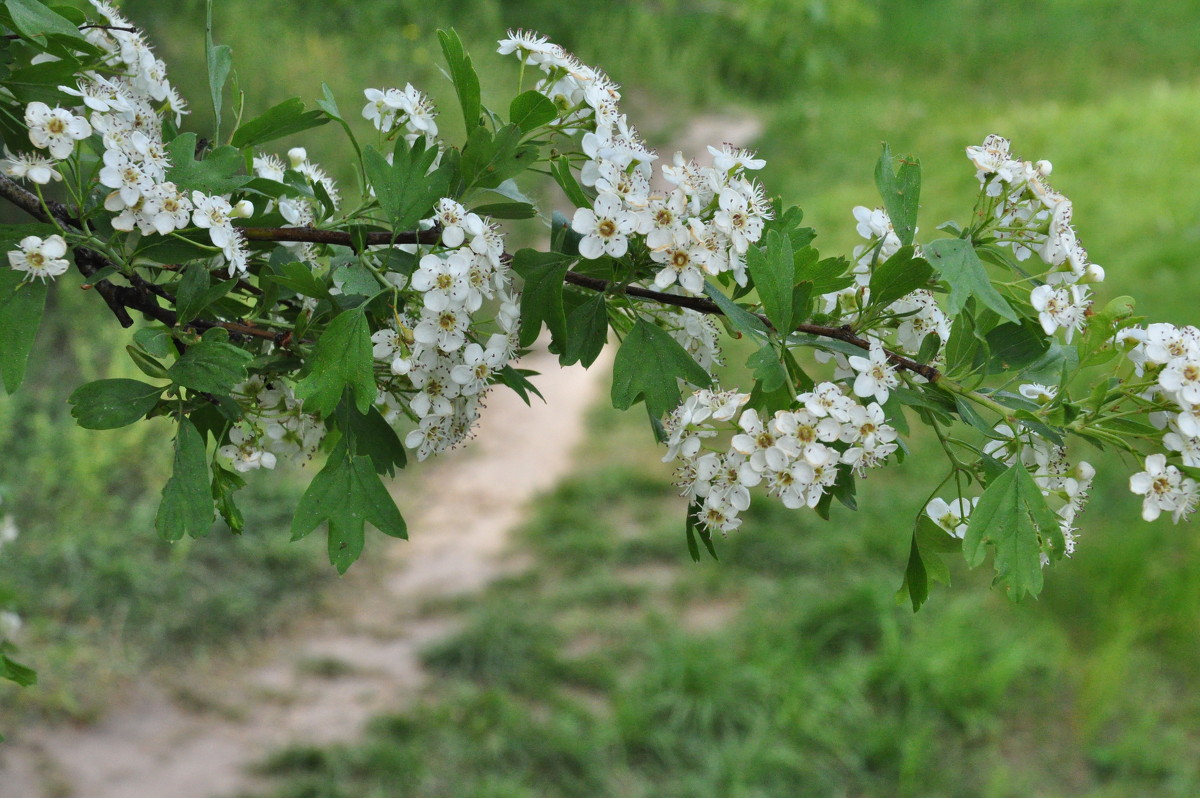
[3,0,1200,794]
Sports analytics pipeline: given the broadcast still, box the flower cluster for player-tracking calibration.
[362,85,439,142]
[253,147,341,265]
[370,198,520,460]
[1120,322,1200,522]
[825,206,950,357]
[663,383,900,535]
[967,134,1102,338]
[218,377,325,472]
[497,29,773,297]
[1,1,262,279]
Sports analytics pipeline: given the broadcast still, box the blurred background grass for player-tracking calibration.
[2,0,1200,794]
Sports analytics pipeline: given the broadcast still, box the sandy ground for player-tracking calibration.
[0,111,762,798]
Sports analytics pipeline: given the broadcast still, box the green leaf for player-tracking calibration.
[176,263,237,324]
[126,345,170,380]
[954,396,999,437]
[899,514,960,611]
[212,464,246,534]
[561,293,608,368]
[295,308,375,417]
[794,248,854,295]
[611,319,712,419]
[1021,342,1079,387]
[469,201,536,220]
[5,0,87,43]
[265,259,331,300]
[511,249,571,348]
[551,155,591,209]
[874,143,920,247]
[0,653,37,687]
[231,97,329,149]
[438,28,481,131]
[868,246,931,308]
[156,418,213,541]
[985,319,1049,373]
[703,280,769,340]
[205,0,232,141]
[363,137,449,231]
[335,398,407,477]
[460,124,538,191]
[0,270,47,393]
[684,502,702,562]
[944,311,979,376]
[165,133,251,195]
[747,229,794,333]
[291,444,407,574]
[68,378,163,429]
[924,238,1017,322]
[168,333,253,395]
[509,90,558,132]
[134,327,173,358]
[898,534,929,612]
[963,462,1059,601]
[332,262,381,298]
[747,344,787,392]
[496,365,545,406]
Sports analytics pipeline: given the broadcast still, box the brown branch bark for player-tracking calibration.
[0,176,286,344]
[240,226,440,249]
[241,226,941,381]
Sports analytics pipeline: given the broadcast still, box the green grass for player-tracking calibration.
[240,402,1200,797]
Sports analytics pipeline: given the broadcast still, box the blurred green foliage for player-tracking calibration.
[0,277,329,720]
[2,3,1200,793]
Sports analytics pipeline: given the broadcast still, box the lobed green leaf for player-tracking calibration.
[295,308,376,417]
[68,378,163,429]
[611,319,712,419]
[156,418,214,541]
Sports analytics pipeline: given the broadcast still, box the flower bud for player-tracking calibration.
[287,147,307,168]
[232,199,254,218]
[1036,159,1053,176]
[1084,263,1105,283]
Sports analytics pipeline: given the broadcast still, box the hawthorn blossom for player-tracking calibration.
[926,497,979,539]
[1130,454,1198,522]
[1030,283,1089,342]
[2,150,61,184]
[191,192,235,249]
[847,340,899,405]
[411,252,473,312]
[496,29,561,65]
[219,426,278,473]
[708,143,765,172]
[24,102,92,159]
[1019,383,1058,403]
[450,336,509,395]
[1159,356,1200,407]
[572,193,637,259]
[8,235,70,281]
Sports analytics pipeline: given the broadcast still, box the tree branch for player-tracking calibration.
[0,177,287,343]
[240,225,942,381]
[240,226,440,249]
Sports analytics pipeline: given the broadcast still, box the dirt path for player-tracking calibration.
[0,111,762,798]
[0,346,609,798]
